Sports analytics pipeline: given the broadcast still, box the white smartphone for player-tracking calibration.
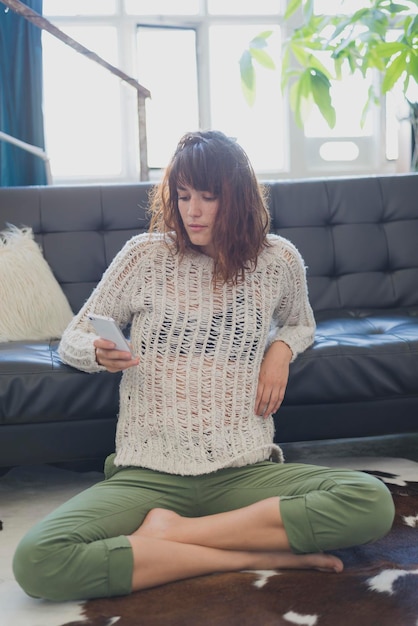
[87,313,132,353]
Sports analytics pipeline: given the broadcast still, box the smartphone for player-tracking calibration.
[87,313,132,353]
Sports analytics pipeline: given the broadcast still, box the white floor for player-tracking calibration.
[1,457,418,626]
[0,465,102,626]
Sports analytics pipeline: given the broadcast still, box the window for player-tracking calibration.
[125,0,199,15]
[43,0,117,16]
[42,26,123,179]
[41,1,401,182]
[136,23,284,173]
[136,26,199,170]
[302,54,377,172]
[208,0,280,15]
[209,25,284,173]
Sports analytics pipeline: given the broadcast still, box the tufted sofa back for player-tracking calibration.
[268,174,418,314]
[0,174,417,315]
[0,184,151,313]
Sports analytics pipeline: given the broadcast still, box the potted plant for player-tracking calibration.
[240,0,418,167]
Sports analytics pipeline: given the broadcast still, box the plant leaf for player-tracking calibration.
[239,50,254,89]
[249,47,276,70]
[367,47,387,71]
[239,50,256,106]
[303,0,314,22]
[245,0,418,127]
[409,53,418,84]
[289,40,311,67]
[310,69,336,128]
[290,71,313,127]
[360,84,378,128]
[284,0,302,20]
[361,9,388,37]
[249,31,273,48]
[330,16,355,41]
[382,50,409,92]
[384,2,413,14]
[241,78,256,107]
[374,41,410,58]
[407,15,418,40]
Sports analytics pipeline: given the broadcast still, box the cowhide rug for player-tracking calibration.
[62,473,418,626]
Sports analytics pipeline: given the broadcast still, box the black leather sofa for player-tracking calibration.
[1,174,418,467]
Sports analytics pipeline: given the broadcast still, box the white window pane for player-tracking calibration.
[125,0,199,15]
[209,25,284,173]
[136,27,199,168]
[208,0,280,15]
[314,0,373,14]
[43,27,122,178]
[43,0,116,16]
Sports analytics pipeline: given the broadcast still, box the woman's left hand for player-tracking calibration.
[255,341,292,418]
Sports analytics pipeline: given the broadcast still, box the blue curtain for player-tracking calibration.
[0,0,47,186]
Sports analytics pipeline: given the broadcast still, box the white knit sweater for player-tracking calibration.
[58,233,315,475]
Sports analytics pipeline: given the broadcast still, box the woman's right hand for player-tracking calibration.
[94,338,139,373]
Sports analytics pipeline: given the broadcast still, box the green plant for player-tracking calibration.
[240,0,418,129]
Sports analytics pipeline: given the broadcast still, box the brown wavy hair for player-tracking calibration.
[149,130,270,285]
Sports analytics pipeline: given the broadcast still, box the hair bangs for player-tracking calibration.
[169,142,221,196]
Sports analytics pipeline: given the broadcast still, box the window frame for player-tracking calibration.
[42,0,399,183]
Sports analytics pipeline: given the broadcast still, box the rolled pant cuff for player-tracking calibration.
[106,536,134,596]
[279,495,319,554]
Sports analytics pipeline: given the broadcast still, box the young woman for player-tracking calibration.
[13,131,394,601]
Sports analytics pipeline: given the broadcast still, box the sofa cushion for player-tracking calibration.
[0,340,120,426]
[285,311,418,405]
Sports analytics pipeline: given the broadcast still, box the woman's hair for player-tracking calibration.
[149,130,270,285]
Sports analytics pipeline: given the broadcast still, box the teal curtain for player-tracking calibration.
[0,1,47,186]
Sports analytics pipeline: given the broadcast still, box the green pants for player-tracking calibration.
[13,456,394,601]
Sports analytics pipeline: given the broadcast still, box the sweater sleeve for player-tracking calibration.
[267,239,316,361]
[58,235,145,373]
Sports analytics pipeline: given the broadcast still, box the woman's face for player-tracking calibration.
[177,184,219,258]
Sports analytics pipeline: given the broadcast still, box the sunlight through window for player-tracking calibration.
[42,26,122,178]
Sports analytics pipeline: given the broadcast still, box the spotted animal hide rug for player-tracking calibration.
[63,475,418,626]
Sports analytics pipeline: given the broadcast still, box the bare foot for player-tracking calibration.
[132,509,343,574]
[259,551,344,573]
[134,508,181,540]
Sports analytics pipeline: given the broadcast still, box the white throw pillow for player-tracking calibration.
[0,225,74,342]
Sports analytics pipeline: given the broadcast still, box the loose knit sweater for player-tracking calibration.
[58,233,315,476]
